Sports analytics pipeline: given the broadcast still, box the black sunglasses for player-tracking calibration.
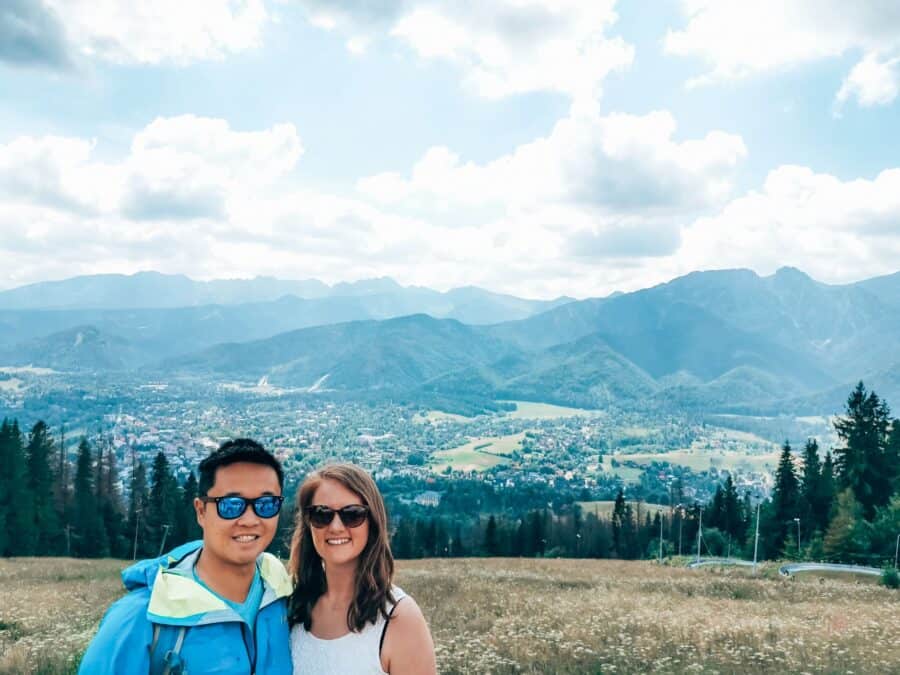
[304,504,369,529]
[202,495,284,520]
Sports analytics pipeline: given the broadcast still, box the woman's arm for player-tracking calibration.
[380,597,437,675]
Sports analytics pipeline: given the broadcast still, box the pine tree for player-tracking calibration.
[411,519,427,558]
[772,441,800,554]
[823,488,872,564]
[512,518,527,556]
[620,504,639,559]
[27,421,60,554]
[434,519,448,557]
[800,438,821,535]
[422,518,437,557]
[870,495,900,563]
[96,437,126,558]
[708,485,725,531]
[0,420,11,555]
[611,488,626,556]
[391,517,414,559]
[128,456,149,558]
[721,474,743,542]
[530,510,546,557]
[54,424,70,523]
[833,382,892,520]
[484,515,499,556]
[817,450,836,533]
[886,420,900,496]
[450,523,465,557]
[174,471,200,546]
[6,420,37,556]
[146,452,179,556]
[73,438,108,557]
[572,507,583,557]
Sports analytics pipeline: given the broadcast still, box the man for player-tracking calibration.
[79,439,293,674]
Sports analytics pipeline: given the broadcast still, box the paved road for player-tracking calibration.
[778,562,883,577]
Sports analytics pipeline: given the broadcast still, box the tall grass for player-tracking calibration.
[2,556,898,674]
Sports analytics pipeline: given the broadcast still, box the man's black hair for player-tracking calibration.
[198,438,284,496]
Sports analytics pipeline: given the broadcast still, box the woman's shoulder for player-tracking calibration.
[388,585,408,609]
[386,589,422,623]
[380,587,436,674]
[385,586,427,633]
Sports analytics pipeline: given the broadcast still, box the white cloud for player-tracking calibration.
[122,115,302,220]
[43,0,268,66]
[299,0,634,100]
[350,105,748,293]
[3,113,900,301]
[0,135,118,213]
[0,116,301,224]
[836,53,900,108]
[665,0,900,106]
[678,165,900,283]
[358,106,746,223]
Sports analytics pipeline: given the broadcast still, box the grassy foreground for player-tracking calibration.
[1,557,898,674]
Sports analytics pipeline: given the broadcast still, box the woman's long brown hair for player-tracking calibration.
[287,463,395,632]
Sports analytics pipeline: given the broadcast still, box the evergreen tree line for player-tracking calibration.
[392,491,677,561]
[0,420,202,558]
[754,382,900,565]
[1,382,897,565]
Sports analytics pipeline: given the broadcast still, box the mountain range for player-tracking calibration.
[2,267,900,414]
[0,273,571,361]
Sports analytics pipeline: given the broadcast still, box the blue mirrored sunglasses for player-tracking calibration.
[202,495,284,520]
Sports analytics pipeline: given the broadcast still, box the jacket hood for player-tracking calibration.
[122,540,204,592]
[120,540,293,627]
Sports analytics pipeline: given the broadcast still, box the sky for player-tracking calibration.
[1,0,899,299]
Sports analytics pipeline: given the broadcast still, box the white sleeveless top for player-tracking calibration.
[290,586,408,675]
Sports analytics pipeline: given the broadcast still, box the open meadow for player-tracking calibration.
[577,500,669,519]
[1,556,898,674]
[430,432,527,473]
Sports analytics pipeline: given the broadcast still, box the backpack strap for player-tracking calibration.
[151,624,161,659]
[150,624,188,675]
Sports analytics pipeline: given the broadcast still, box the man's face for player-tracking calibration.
[194,461,282,568]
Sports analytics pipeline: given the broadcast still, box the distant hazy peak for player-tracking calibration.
[769,266,816,283]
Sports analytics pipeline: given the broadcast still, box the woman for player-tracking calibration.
[288,464,436,674]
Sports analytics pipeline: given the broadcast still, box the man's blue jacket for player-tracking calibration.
[78,540,293,674]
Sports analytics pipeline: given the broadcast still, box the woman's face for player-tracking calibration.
[308,478,370,568]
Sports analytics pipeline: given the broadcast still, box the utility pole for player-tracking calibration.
[158,524,171,557]
[678,507,684,556]
[65,524,72,557]
[695,508,703,564]
[658,513,664,563]
[133,508,142,560]
[752,501,761,575]
[894,532,899,570]
[58,424,68,514]
[668,483,673,540]
[794,517,801,558]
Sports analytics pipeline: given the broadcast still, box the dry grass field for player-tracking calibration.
[1,556,898,674]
